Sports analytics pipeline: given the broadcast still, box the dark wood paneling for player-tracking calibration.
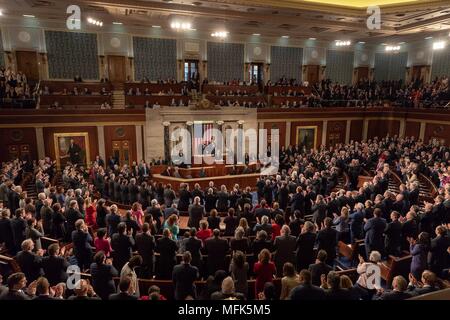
[326,120,346,145]
[0,128,37,162]
[16,51,39,82]
[108,55,126,83]
[43,127,99,164]
[367,119,400,139]
[424,123,450,144]
[405,121,421,139]
[290,121,323,147]
[263,122,287,148]
[350,120,363,142]
[104,125,137,163]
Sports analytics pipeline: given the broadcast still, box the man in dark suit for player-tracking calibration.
[384,211,402,256]
[0,272,30,300]
[111,222,135,272]
[15,239,43,282]
[68,279,101,300]
[106,204,121,237]
[66,200,83,241]
[11,208,27,254]
[156,228,179,279]
[289,269,326,300]
[72,219,94,271]
[188,196,205,229]
[0,208,16,255]
[254,200,271,221]
[135,223,156,279]
[40,199,54,235]
[273,225,297,277]
[172,252,199,300]
[364,208,387,258]
[429,226,449,276]
[375,275,412,300]
[407,270,437,296]
[317,217,338,266]
[204,229,229,276]
[41,243,69,286]
[109,277,138,300]
[308,250,333,286]
[33,277,56,300]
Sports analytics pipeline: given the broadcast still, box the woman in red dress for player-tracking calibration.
[253,249,276,296]
[84,198,97,229]
[197,220,213,244]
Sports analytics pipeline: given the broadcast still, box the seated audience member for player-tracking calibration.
[172,252,199,300]
[109,277,138,300]
[280,262,300,300]
[320,271,352,300]
[374,275,412,300]
[140,285,167,300]
[41,243,69,286]
[289,269,326,300]
[309,250,333,287]
[211,276,245,300]
[33,277,56,300]
[0,272,30,300]
[68,279,100,300]
[90,250,118,300]
[407,270,438,296]
[254,249,276,297]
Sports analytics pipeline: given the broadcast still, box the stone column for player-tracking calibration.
[35,127,45,159]
[135,125,143,162]
[321,120,328,147]
[163,121,171,163]
[97,125,106,160]
[419,122,426,141]
[363,119,369,141]
[285,121,291,147]
[345,120,351,144]
[216,120,224,159]
[399,119,406,138]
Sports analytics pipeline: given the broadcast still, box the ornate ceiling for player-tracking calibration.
[0,0,449,43]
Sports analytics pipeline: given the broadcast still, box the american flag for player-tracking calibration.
[193,122,214,155]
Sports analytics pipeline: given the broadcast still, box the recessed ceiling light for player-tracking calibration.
[23,14,35,18]
[152,25,161,28]
[309,37,316,40]
[253,33,261,36]
[381,43,387,46]
[425,36,433,39]
[0,10,3,16]
[358,41,366,44]
[282,35,289,38]
[398,42,406,44]
[113,22,123,25]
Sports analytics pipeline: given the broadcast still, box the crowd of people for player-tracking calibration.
[0,67,36,108]
[0,135,449,300]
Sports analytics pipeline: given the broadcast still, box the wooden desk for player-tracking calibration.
[125,95,189,106]
[205,95,266,104]
[39,95,111,107]
[202,84,259,95]
[40,81,113,93]
[266,86,312,95]
[271,96,308,106]
[358,175,373,188]
[124,83,185,94]
[153,173,261,191]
